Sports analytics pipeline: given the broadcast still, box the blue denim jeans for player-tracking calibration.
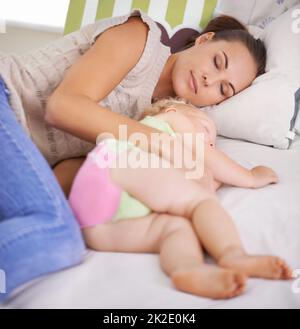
[0,77,85,302]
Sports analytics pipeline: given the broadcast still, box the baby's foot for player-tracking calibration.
[219,253,293,280]
[171,264,247,299]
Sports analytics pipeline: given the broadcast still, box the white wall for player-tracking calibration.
[0,0,69,53]
[0,24,62,54]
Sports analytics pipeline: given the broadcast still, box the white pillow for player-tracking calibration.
[204,3,300,149]
[216,0,299,27]
[251,0,300,28]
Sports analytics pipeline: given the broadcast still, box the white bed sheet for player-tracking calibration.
[3,136,300,309]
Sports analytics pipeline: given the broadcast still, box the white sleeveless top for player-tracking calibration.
[0,9,171,166]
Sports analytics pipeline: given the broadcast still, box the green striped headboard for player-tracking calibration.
[64,0,218,36]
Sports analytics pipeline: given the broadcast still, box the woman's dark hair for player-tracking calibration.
[183,15,267,77]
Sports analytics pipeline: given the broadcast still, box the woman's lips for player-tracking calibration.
[190,71,198,94]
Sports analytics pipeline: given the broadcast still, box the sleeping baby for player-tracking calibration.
[68,97,292,300]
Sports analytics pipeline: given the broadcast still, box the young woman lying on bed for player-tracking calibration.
[0,10,278,301]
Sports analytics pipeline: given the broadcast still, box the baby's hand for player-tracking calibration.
[250,166,279,188]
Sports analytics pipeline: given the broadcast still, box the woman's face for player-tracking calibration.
[171,32,258,107]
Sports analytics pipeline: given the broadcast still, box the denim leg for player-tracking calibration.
[0,78,85,302]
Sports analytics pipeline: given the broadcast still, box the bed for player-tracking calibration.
[3,135,300,309]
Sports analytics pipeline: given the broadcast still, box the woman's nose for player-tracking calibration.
[202,74,219,87]
[203,74,210,86]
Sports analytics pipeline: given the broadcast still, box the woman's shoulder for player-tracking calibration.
[88,10,161,48]
[83,9,167,81]
[49,12,156,103]
[60,10,163,72]
[91,13,150,59]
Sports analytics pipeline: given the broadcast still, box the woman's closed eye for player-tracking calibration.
[213,55,221,70]
[213,55,226,97]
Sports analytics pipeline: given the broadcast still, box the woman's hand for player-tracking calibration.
[250,166,279,188]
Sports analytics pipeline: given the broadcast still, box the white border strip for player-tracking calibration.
[183,0,205,28]
[81,0,99,26]
[113,0,132,16]
[148,0,169,23]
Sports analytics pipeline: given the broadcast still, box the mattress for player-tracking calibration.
[2,136,300,309]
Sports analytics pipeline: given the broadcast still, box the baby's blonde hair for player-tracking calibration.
[140,97,195,120]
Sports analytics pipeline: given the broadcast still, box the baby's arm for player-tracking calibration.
[150,111,278,189]
[205,146,278,188]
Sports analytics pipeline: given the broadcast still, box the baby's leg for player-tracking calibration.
[195,171,291,279]
[84,213,246,299]
[109,149,292,280]
[192,172,293,280]
[192,200,292,279]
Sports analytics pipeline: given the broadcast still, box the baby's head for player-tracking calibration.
[142,97,217,145]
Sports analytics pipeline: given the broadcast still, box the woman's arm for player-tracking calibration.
[46,17,154,141]
[45,17,162,149]
[45,17,188,167]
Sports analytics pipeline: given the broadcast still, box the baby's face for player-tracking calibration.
[171,103,217,145]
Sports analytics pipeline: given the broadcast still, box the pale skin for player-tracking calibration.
[54,103,292,299]
[47,16,292,299]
